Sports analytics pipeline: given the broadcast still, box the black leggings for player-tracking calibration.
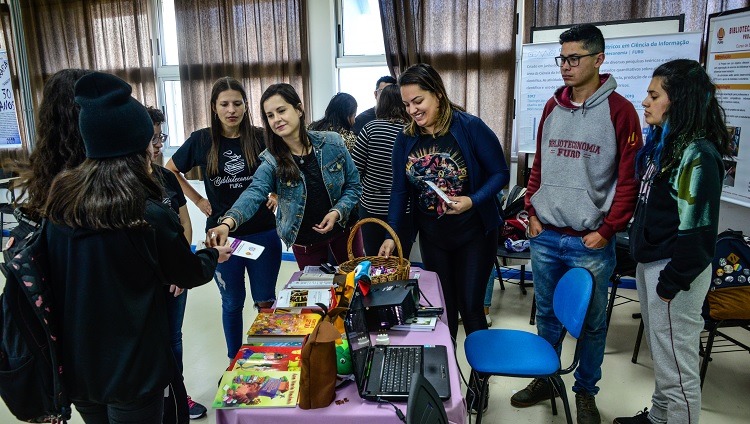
[419,225,497,340]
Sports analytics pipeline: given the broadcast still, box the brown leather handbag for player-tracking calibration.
[298,306,346,409]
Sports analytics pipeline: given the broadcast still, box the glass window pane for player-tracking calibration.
[338,66,391,115]
[161,0,179,65]
[163,80,185,147]
[341,0,385,56]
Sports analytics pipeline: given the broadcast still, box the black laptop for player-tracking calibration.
[344,289,451,401]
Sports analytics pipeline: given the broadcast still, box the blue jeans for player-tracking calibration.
[165,287,187,370]
[529,228,615,396]
[215,228,282,359]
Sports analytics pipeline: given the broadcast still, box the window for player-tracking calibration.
[336,0,389,116]
[152,0,184,149]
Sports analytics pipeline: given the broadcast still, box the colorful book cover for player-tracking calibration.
[213,370,300,408]
[247,312,321,337]
[229,344,303,372]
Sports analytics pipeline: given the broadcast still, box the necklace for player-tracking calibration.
[292,146,309,164]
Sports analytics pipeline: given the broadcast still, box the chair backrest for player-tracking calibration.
[553,268,594,339]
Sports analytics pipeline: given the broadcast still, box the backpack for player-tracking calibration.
[0,218,71,423]
[704,229,750,321]
[500,185,526,220]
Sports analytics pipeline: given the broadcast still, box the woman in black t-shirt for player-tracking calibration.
[166,77,282,360]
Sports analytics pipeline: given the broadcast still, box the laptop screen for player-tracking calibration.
[344,290,372,392]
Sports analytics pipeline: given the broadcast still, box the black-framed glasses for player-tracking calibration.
[554,52,601,67]
[151,133,168,144]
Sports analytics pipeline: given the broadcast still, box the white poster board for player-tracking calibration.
[706,8,750,207]
[0,49,21,149]
[516,32,702,154]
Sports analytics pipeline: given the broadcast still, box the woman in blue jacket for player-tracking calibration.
[379,63,509,340]
[208,83,363,268]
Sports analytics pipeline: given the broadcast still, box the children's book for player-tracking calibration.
[229,344,303,372]
[213,370,300,408]
[391,316,438,332]
[246,312,321,344]
[275,287,336,310]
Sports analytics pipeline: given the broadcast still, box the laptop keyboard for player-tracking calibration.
[380,346,421,393]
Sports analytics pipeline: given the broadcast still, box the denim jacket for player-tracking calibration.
[223,130,362,248]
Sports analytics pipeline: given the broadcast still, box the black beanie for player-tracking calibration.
[74,72,153,159]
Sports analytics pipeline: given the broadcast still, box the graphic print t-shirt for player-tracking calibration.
[171,127,276,235]
[153,165,187,215]
[407,133,470,215]
[407,132,476,234]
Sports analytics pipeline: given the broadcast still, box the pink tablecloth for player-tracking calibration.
[216,268,467,424]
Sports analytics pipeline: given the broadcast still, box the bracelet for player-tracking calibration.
[219,222,232,232]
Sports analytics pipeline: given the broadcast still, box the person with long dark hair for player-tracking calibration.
[165,77,282,363]
[8,68,91,224]
[308,92,358,151]
[614,60,730,424]
[377,64,508,413]
[207,83,363,269]
[351,84,413,257]
[45,72,231,423]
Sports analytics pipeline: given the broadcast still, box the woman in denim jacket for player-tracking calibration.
[208,83,363,269]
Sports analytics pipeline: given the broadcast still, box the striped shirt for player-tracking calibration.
[352,119,409,215]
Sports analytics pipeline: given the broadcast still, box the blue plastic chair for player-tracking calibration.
[464,267,595,424]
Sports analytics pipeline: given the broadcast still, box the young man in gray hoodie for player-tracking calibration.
[513,24,643,424]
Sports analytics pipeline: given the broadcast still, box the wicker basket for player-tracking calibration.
[338,217,410,284]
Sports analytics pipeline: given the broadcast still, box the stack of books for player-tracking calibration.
[213,342,304,409]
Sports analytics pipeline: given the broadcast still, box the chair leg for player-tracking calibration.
[529,296,536,326]
[699,324,719,389]
[474,373,490,424]
[606,275,621,327]
[494,257,505,290]
[547,377,558,416]
[519,264,527,295]
[632,319,644,364]
[550,375,572,424]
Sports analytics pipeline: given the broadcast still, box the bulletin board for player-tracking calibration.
[0,49,21,149]
[706,7,750,208]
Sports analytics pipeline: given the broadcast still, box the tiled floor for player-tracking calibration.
[1,262,749,423]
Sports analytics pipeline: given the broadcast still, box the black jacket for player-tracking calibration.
[47,199,219,403]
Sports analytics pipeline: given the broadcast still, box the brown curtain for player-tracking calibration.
[533,0,750,34]
[19,0,156,118]
[379,0,518,167]
[0,2,28,157]
[175,0,310,146]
